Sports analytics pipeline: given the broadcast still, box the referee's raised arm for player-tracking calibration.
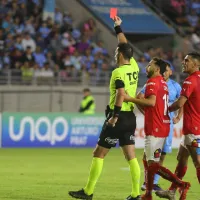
[113,16,127,44]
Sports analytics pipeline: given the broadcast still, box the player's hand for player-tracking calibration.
[113,16,122,27]
[107,117,118,127]
[173,116,181,124]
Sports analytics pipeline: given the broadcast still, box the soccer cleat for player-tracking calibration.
[179,182,191,200]
[141,183,162,192]
[155,190,176,200]
[125,195,141,200]
[141,182,146,191]
[68,189,93,200]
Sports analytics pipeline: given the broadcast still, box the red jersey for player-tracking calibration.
[181,71,200,135]
[144,76,170,137]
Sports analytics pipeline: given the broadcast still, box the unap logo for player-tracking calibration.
[8,116,69,145]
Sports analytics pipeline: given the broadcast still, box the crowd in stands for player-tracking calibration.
[0,0,112,84]
[0,0,197,86]
[149,0,200,51]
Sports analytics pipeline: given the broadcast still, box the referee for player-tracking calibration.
[69,16,141,200]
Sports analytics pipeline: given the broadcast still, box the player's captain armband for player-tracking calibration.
[191,139,200,148]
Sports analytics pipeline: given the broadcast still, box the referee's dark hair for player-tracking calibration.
[152,57,168,76]
[118,43,133,60]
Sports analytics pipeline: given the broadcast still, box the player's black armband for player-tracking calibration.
[113,105,121,118]
[114,25,123,35]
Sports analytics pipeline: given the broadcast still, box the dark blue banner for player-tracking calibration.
[1,113,104,148]
[81,0,175,34]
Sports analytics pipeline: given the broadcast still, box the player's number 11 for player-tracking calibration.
[163,94,169,116]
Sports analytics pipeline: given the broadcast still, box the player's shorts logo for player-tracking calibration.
[105,137,118,145]
[130,135,135,141]
[191,139,200,147]
[154,148,161,158]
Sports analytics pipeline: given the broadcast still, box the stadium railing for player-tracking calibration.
[0,69,186,87]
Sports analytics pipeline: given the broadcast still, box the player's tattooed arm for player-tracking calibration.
[113,16,127,44]
[169,96,187,112]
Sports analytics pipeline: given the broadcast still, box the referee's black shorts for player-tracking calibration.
[98,111,136,149]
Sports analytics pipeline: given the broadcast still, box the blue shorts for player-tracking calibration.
[162,123,174,153]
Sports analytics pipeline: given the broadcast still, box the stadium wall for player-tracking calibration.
[0,86,110,113]
[0,112,183,148]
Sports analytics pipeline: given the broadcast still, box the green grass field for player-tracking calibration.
[0,148,198,200]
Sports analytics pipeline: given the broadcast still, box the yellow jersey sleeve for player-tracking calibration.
[111,68,124,82]
[130,57,139,72]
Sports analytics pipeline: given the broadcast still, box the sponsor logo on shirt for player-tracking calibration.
[183,81,192,84]
[163,120,170,123]
[154,148,161,158]
[146,82,155,86]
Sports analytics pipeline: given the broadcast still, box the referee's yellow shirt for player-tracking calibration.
[109,57,139,111]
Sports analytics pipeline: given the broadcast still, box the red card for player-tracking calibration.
[110,8,118,19]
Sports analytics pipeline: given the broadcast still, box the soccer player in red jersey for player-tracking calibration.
[156,52,200,200]
[124,58,190,200]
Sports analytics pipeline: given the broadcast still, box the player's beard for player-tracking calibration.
[147,70,154,78]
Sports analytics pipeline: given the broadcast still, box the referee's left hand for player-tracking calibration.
[107,117,118,127]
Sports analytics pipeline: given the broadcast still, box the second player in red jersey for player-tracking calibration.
[181,71,200,135]
[156,52,200,200]
[124,58,190,200]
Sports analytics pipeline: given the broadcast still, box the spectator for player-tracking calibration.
[138,56,148,73]
[21,46,35,64]
[38,22,51,39]
[24,19,35,35]
[70,50,82,70]
[13,17,24,34]
[49,32,62,52]
[46,51,55,69]
[22,32,36,52]
[187,9,199,27]
[33,46,46,67]
[35,34,46,50]
[77,37,90,53]
[14,35,23,51]
[21,61,33,82]
[54,7,63,25]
